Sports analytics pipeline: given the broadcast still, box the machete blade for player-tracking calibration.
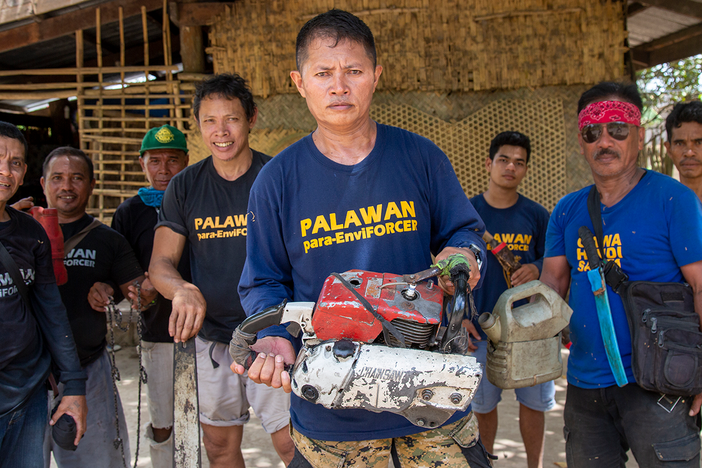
[173,337,201,467]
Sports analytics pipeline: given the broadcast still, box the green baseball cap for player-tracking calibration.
[140,124,189,156]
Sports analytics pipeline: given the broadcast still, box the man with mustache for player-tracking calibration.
[0,122,87,467]
[41,146,156,467]
[540,82,702,467]
[665,101,702,202]
[111,125,190,468]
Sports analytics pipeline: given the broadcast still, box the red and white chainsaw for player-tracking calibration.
[229,254,483,429]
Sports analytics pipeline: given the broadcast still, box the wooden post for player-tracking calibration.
[177,0,205,73]
[119,7,127,194]
[96,8,105,220]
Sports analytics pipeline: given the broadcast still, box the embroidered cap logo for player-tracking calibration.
[155,127,175,144]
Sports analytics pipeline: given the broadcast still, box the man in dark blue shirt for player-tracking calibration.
[233,9,491,468]
[0,122,86,467]
[468,131,552,468]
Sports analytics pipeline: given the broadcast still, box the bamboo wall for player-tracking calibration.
[208,0,626,97]
[2,3,195,221]
[201,0,619,207]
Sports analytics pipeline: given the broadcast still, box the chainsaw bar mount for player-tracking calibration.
[291,338,482,428]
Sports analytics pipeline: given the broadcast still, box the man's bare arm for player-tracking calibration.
[539,256,571,299]
[679,259,702,416]
[149,226,206,342]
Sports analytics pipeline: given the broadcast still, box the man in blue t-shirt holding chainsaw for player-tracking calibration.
[233,9,492,468]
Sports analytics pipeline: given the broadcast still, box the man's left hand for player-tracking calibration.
[461,318,481,352]
[511,264,540,286]
[127,273,157,310]
[88,282,114,312]
[435,246,480,295]
[50,395,87,446]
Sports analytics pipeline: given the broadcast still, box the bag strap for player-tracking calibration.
[0,239,30,305]
[587,186,605,261]
[586,186,631,293]
[63,218,102,256]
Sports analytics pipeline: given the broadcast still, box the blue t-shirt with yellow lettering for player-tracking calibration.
[157,151,271,343]
[545,171,702,388]
[470,193,549,339]
[239,123,486,441]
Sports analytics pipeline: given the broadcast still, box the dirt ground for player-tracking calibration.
[51,347,640,467]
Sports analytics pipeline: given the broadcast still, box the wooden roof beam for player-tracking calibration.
[639,0,702,20]
[626,2,650,18]
[83,33,180,68]
[0,0,164,55]
[172,2,235,27]
[632,22,702,69]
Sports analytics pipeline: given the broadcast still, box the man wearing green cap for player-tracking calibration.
[111,124,189,468]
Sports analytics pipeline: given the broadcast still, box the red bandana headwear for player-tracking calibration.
[578,100,641,131]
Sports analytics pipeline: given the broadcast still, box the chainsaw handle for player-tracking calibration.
[239,300,288,335]
[441,267,471,353]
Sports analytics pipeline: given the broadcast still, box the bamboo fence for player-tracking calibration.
[2,1,196,221]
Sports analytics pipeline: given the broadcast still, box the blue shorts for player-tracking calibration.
[471,340,556,414]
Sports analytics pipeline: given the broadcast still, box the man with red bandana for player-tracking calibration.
[540,82,702,467]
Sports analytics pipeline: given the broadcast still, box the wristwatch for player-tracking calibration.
[467,243,484,271]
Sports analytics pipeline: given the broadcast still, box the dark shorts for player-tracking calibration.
[564,383,701,467]
[288,412,494,468]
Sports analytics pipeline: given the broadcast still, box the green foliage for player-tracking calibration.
[635,55,702,175]
[636,54,702,127]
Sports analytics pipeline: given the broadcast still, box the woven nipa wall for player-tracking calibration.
[207,0,625,97]
[243,96,566,211]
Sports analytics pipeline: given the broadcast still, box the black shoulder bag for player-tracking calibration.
[587,186,702,396]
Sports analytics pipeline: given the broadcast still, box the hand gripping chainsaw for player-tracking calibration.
[229,254,483,429]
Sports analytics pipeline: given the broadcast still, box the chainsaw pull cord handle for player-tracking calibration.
[230,300,288,370]
[332,273,407,348]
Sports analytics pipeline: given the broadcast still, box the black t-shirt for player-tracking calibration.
[60,214,143,366]
[157,151,272,343]
[1,207,85,416]
[112,195,191,342]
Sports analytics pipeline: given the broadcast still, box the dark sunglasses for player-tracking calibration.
[581,122,635,144]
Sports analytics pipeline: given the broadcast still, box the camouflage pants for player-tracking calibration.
[289,412,493,468]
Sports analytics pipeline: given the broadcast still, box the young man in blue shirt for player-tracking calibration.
[541,82,702,467]
[233,9,491,468]
[468,131,552,468]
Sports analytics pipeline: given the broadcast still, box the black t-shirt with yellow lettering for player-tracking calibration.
[60,215,143,366]
[156,151,271,343]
